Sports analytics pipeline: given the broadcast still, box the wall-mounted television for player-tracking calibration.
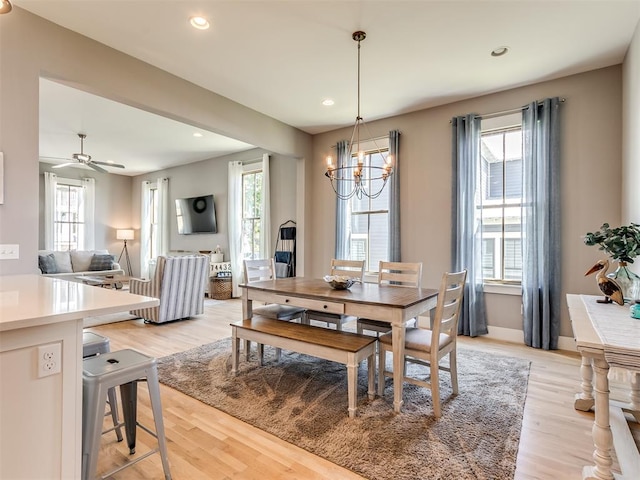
[176,194,217,234]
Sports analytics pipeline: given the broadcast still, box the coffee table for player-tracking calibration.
[77,275,130,290]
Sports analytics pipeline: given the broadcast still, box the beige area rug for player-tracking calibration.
[157,338,530,480]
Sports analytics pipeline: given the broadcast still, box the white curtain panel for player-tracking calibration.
[260,153,271,260]
[157,177,170,257]
[228,161,244,297]
[44,171,57,250]
[140,180,153,278]
[81,177,95,250]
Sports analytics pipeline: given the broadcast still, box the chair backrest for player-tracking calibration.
[431,270,467,340]
[330,259,365,281]
[378,261,423,288]
[158,255,209,320]
[243,258,277,283]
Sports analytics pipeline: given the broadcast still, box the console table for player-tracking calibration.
[567,294,640,480]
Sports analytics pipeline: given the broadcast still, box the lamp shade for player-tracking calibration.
[116,229,134,241]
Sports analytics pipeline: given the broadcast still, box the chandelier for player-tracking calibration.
[325,31,393,200]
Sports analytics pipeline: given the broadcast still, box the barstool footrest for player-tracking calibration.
[100,448,160,480]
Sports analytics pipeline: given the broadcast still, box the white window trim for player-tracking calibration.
[483,282,522,296]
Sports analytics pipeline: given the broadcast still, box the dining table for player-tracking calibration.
[240,277,439,413]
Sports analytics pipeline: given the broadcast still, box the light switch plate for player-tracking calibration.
[0,244,19,260]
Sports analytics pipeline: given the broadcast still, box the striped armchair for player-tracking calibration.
[129,255,209,324]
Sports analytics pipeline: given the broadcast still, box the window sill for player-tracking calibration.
[483,283,522,296]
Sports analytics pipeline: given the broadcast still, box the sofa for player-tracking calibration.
[129,255,209,323]
[38,249,125,281]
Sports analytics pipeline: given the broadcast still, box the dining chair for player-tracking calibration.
[356,261,423,336]
[243,258,306,321]
[243,258,306,360]
[377,269,467,418]
[303,259,365,330]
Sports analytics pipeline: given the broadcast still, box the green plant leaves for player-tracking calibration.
[584,223,640,263]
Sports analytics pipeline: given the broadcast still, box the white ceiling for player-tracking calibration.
[13,0,640,176]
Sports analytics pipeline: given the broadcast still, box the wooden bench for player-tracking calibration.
[231,316,377,418]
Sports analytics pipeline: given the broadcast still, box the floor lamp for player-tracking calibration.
[116,229,134,276]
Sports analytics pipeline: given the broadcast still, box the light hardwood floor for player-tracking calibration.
[87,298,635,480]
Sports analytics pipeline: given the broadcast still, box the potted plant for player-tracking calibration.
[584,222,640,301]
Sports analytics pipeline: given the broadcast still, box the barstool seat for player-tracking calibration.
[82,332,122,443]
[82,348,171,480]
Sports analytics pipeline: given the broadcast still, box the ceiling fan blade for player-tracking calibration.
[88,163,108,173]
[52,162,76,169]
[39,156,73,161]
[91,160,125,168]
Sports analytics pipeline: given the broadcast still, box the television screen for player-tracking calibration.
[176,194,217,234]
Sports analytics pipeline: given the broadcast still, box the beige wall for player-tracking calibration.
[622,19,640,278]
[128,148,298,277]
[310,66,624,338]
[0,8,311,275]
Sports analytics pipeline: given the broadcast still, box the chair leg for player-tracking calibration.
[336,321,342,331]
[357,322,363,335]
[430,359,441,418]
[107,386,123,442]
[120,380,138,454]
[378,347,387,397]
[450,351,459,395]
[146,366,172,480]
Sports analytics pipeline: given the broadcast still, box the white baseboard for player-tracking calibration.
[486,325,577,352]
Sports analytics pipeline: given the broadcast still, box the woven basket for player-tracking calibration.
[210,277,232,300]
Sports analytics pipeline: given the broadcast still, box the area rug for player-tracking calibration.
[157,338,530,480]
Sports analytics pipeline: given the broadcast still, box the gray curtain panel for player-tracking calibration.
[388,130,401,262]
[451,114,488,337]
[522,98,562,350]
[335,140,350,259]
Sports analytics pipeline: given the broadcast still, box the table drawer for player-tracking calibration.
[250,291,344,314]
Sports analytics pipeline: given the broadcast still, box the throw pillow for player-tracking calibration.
[38,253,58,274]
[88,254,115,271]
[70,250,96,272]
[52,251,73,273]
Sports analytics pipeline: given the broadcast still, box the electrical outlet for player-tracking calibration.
[37,343,61,378]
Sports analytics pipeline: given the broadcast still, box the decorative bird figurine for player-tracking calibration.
[584,259,624,305]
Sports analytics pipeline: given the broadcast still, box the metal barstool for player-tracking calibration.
[82,332,123,442]
[82,348,171,480]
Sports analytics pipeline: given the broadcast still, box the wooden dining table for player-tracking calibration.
[240,277,438,413]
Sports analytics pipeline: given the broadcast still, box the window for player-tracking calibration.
[53,179,85,251]
[242,169,263,260]
[343,146,390,273]
[480,124,523,283]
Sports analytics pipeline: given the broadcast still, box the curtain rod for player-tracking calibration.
[449,97,566,123]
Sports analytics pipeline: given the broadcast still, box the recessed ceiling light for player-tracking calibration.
[491,46,509,57]
[190,16,210,30]
[193,132,203,137]
[322,99,335,106]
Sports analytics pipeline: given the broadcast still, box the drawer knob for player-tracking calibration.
[323,305,328,309]
[285,299,290,303]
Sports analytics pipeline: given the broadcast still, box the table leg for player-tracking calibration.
[575,354,595,412]
[347,353,357,418]
[242,291,252,361]
[583,357,614,480]
[392,323,405,413]
[231,327,239,375]
[629,372,640,422]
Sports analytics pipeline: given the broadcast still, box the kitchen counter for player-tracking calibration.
[0,274,159,479]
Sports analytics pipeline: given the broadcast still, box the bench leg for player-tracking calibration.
[367,353,375,400]
[231,328,239,375]
[347,353,357,418]
[258,343,265,366]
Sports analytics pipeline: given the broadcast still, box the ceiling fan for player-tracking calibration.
[46,133,125,173]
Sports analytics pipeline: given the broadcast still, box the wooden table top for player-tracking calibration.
[241,277,438,309]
